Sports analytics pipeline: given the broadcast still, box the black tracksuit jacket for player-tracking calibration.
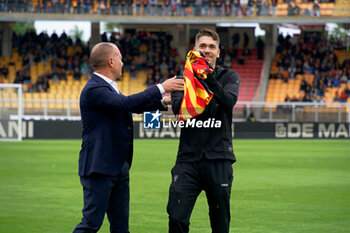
[171,66,240,163]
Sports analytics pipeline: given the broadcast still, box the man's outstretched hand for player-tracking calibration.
[161,76,184,93]
[162,95,171,105]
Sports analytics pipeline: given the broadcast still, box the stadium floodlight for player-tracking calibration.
[0,84,23,141]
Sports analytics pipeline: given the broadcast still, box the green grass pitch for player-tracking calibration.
[0,139,349,233]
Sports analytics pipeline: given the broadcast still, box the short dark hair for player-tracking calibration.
[195,29,220,45]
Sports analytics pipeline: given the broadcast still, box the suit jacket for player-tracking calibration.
[78,73,166,176]
[171,66,240,163]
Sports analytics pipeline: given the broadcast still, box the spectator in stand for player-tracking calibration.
[80,56,90,79]
[332,74,341,88]
[181,0,189,15]
[247,0,254,16]
[318,83,326,97]
[145,73,155,86]
[119,0,126,15]
[319,95,325,103]
[302,93,312,102]
[288,57,297,79]
[0,0,5,12]
[256,37,264,60]
[0,0,336,16]
[22,69,31,84]
[320,62,329,75]
[271,0,277,16]
[314,69,321,81]
[340,90,348,103]
[290,95,298,102]
[255,0,263,15]
[263,0,270,16]
[130,61,137,79]
[73,67,82,80]
[240,0,248,15]
[164,0,171,15]
[232,0,240,16]
[224,0,231,16]
[340,68,349,83]
[215,0,223,16]
[313,0,320,17]
[156,0,163,15]
[303,60,313,74]
[14,70,24,84]
[172,0,181,15]
[345,85,350,97]
[275,71,283,80]
[201,0,209,15]
[160,57,169,77]
[223,52,232,68]
[333,91,340,102]
[300,78,308,92]
[295,59,304,75]
[134,0,141,14]
[285,94,291,102]
[243,32,250,54]
[208,0,214,15]
[153,70,163,84]
[304,83,312,96]
[141,0,149,15]
[287,1,297,16]
[0,67,8,79]
[127,0,133,15]
[36,72,50,92]
[83,0,92,13]
[324,73,332,87]
[311,93,319,103]
[110,0,119,14]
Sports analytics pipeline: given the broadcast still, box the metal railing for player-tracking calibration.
[0,2,343,17]
[235,101,350,123]
[1,99,349,123]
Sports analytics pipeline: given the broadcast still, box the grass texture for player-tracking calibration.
[0,139,349,233]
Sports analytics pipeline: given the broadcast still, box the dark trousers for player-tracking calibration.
[73,163,130,233]
[167,158,233,233]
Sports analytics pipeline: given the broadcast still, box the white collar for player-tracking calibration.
[94,72,114,85]
[94,72,120,93]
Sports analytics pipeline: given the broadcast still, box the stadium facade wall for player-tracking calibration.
[1,120,349,140]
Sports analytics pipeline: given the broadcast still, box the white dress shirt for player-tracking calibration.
[94,72,120,94]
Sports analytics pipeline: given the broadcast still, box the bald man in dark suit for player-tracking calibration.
[73,42,183,233]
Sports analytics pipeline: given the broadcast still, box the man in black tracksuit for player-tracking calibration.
[167,29,240,233]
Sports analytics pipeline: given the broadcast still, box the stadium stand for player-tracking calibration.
[1,21,350,123]
[275,0,335,16]
[0,0,339,17]
[0,27,268,113]
[0,30,178,112]
[266,32,350,109]
[231,49,264,101]
[333,0,350,16]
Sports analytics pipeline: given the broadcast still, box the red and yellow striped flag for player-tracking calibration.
[179,50,214,121]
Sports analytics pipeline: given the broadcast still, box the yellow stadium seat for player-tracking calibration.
[23,92,33,100]
[37,62,44,76]
[57,85,64,93]
[40,92,48,99]
[8,65,16,83]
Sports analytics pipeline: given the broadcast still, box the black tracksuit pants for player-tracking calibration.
[167,157,234,233]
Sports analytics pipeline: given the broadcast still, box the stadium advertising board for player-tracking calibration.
[137,122,350,139]
[1,120,349,139]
